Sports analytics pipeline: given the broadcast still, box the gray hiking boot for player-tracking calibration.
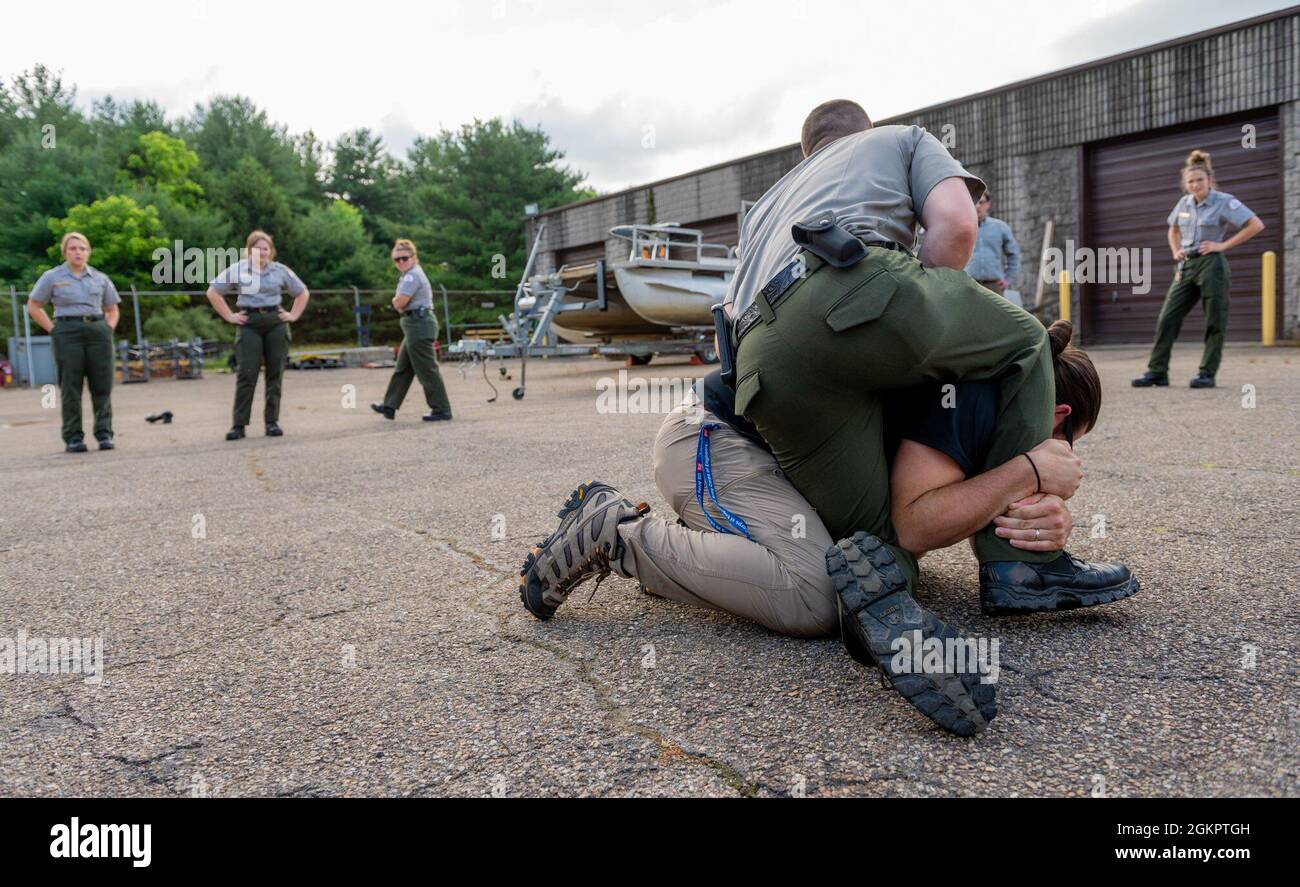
[827,532,997,737]
[520,481,649,620]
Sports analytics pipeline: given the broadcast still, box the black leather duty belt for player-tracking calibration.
[733,241,909,347]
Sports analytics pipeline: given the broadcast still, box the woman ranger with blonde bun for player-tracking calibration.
[370,239,452,422]
[1133,149,1264,389]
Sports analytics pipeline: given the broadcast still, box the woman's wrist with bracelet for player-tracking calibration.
[1022,452,1042,495]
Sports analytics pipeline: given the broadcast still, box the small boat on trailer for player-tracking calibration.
[448,221,727,398]
[547,222,735,346]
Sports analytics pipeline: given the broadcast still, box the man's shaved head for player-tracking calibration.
[801,100,872,157]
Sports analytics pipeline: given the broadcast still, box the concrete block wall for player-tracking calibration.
[965,146,1081,326]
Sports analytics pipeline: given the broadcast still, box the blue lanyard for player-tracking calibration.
[695,424,751,539]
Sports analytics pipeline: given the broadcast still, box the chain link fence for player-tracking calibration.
[2,285,517,387]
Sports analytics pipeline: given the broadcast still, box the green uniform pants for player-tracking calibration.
[233,311,290,427]
[51,317,115,443]
[1146,253,1230,378]
[382,314,450,413]
[735,248,1057,591]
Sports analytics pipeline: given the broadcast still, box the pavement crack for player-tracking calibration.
[105,740,203,789]
[430,535,761,797]
[38,696,100,733]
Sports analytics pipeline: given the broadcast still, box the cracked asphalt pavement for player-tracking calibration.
[1,344,1297,796]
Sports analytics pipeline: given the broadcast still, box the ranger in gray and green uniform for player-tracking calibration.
[1133,149,1264,390]
[696,101,1123,733]
[206,231,309,440]
[371,239,452,422]
[26,232,121,452]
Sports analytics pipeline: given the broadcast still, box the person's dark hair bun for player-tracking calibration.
[1047,319,1074,358]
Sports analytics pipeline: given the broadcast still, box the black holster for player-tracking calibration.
[712,303,737,390]
[791,210,867,268]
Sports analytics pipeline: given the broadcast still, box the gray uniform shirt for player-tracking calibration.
[725,125,984,317]
[396,263,433,310]
[209,259,306,308]
[1167,190,1256,250]
[29,263,122,317]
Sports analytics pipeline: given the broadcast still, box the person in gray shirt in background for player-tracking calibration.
[26,231,122,452]
[371,238,452,422]
[964,190,1021,298]
[206,230,310,441]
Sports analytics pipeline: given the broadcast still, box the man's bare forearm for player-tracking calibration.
[895,457,1038,555]
[918,225,976,270]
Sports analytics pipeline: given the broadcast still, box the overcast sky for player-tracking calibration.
[7,0,1294,192]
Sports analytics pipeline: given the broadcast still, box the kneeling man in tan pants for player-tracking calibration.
[522,329,1114,639]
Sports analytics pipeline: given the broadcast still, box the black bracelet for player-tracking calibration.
[1022,453,1041,494]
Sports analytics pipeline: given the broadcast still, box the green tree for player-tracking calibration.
[290,200,392,342]
[327,128,402,238]
[118,131,204,205]
[399,118,589,292]
[0,67,113,284]
[210,156,295,249]
[47,194,168,287]
[183,96,317,212]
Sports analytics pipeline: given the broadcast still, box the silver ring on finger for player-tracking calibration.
[1035,528,1041,541]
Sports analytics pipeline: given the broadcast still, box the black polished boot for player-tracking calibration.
[225,425,245,441]
[371,403,396,420]
[266,421,283,437]
[980,553,1139,615]
[1190,373,1216,389]
[1131,371,1169,387]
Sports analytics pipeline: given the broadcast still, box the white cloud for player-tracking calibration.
[5,0,1292,191]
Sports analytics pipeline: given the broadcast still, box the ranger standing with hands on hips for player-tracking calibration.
[371,239,452,422]
[1133,149,1264,390]
[26,232,121,452]
[206,230,309,440]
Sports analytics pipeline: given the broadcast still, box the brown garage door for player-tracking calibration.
[1082,109,1281,344]
[556,241,607,269]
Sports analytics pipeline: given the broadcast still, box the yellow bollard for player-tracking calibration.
[1058,270,1071,324]
[1261,251,1276,346]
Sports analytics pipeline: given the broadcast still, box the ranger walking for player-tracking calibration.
[26,232,121,452]
[371,239,452,422]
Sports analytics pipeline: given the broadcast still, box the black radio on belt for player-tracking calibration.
[791,210,867,268]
